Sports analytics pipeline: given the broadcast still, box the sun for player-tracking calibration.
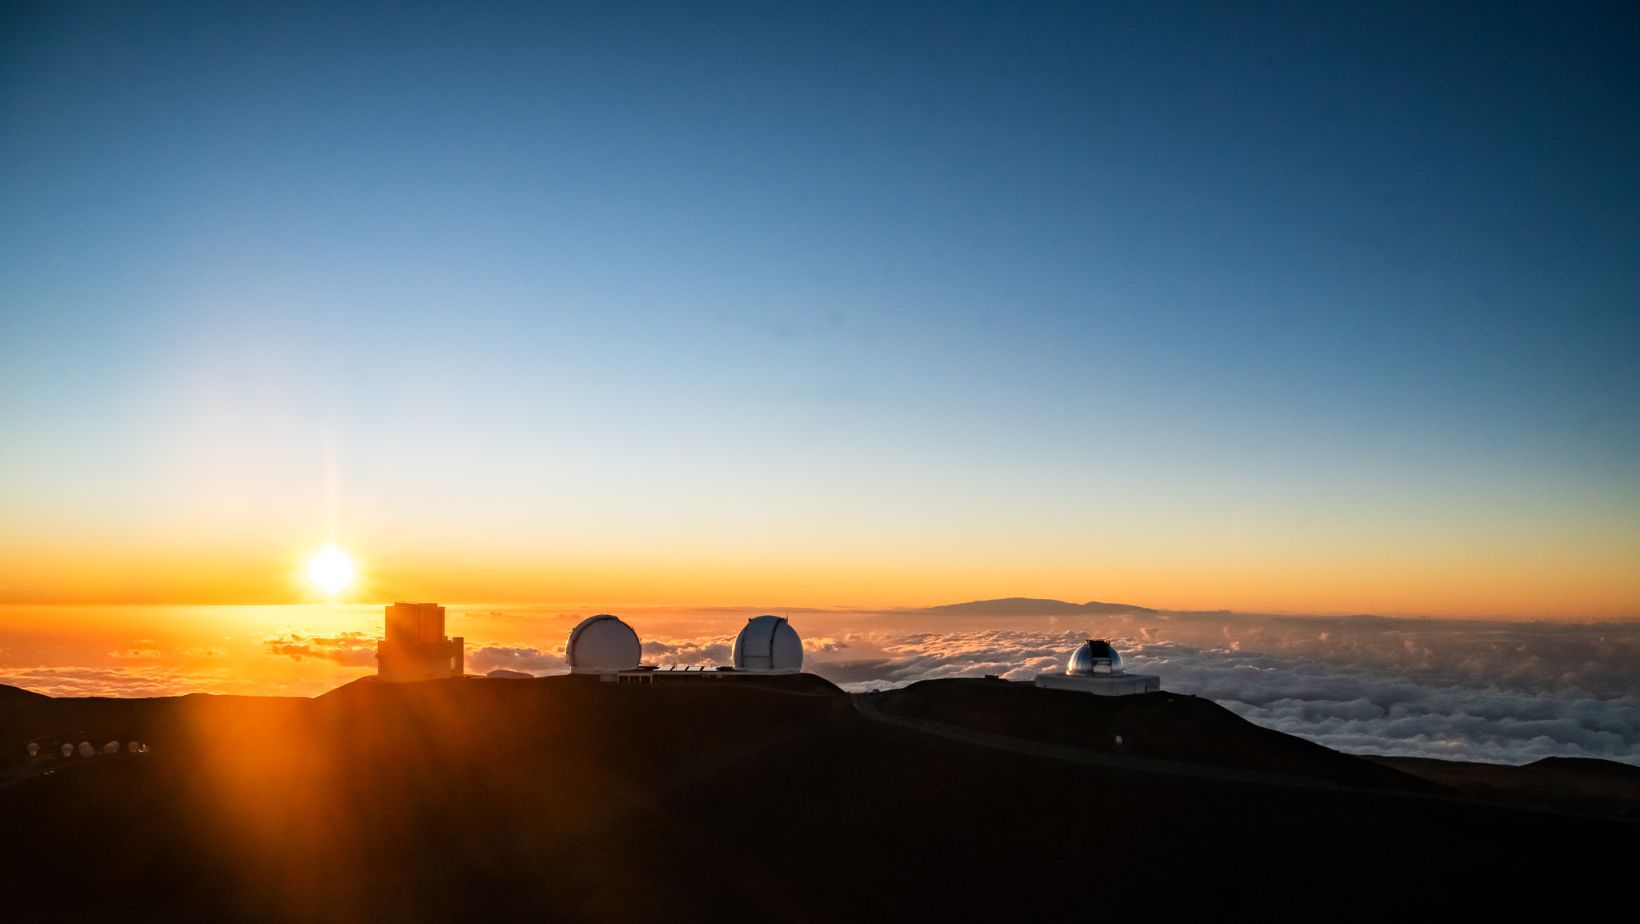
[306,544,356,596]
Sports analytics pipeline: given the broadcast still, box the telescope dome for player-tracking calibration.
[566,614,641,674]
[1067,639,1123,675]
[732,615,803,673]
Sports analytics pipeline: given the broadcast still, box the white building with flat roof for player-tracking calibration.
[1034,639,1159,696]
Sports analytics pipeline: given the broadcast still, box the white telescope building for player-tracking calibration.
[732,615,803,673]
[566,614,642,675]
[563,612,811,683]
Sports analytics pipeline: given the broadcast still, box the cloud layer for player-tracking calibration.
[0,665,258,698]
[466,645,566,675]
[793,614,1640,766]
[263,631,378,667]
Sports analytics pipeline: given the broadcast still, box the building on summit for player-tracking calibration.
[563,612,808,683]
[377,602,464,682]
[732,615,803,673]
[565,614,642,675]
[1033,639,1160,696]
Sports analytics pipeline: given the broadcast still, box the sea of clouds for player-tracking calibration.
[534,610,1640,766]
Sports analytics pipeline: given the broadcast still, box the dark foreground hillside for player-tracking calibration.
[0,676,1632,921]
[871,678,1421,787]
[1369,753,1640,819]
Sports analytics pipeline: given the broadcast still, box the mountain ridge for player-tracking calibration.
[922,596,1156,616]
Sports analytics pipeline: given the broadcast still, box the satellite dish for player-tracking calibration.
[26,742,39,757]
[77,742,94,758]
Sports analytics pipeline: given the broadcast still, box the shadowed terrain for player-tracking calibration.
[869,678,1422,788]
[1,676,1632,920]
[1369,753,1640,819]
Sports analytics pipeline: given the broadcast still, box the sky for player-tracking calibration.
[2,1,1638,616]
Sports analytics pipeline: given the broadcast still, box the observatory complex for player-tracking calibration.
[376,603,465,682]
[369,607,811,685]
[1034,639,1160,696]
[368,604,1150,702]
[367,605,1155,707]
[562,613,806,682]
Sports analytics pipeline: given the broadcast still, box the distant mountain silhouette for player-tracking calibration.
[923,596,1156,616]
[1528,755,1640,778]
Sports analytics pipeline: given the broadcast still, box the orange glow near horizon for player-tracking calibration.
[0,531,1636,619]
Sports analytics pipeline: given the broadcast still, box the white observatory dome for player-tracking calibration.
[1067,639,1124,675]
[566,614,641,674]
[732,615,803,673]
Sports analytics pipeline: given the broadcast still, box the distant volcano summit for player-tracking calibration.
[922,597,1156,616]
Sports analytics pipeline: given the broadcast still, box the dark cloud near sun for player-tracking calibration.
[262,631,378,667]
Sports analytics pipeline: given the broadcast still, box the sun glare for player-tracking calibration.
[306,544,356,595]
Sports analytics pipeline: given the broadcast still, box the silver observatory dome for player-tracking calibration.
[1067,639,1123,675]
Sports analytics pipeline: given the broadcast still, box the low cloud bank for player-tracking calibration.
[791,614,1640,766]
[642,638,732,665]
[1133,637,1640,765]
[0,665,253,698]
[466,645,566,674]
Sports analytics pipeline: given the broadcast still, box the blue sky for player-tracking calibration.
[2,1,1637,612]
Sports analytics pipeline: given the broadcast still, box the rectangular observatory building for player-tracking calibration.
[377,602,464,682]
[1034,672,1160,696]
